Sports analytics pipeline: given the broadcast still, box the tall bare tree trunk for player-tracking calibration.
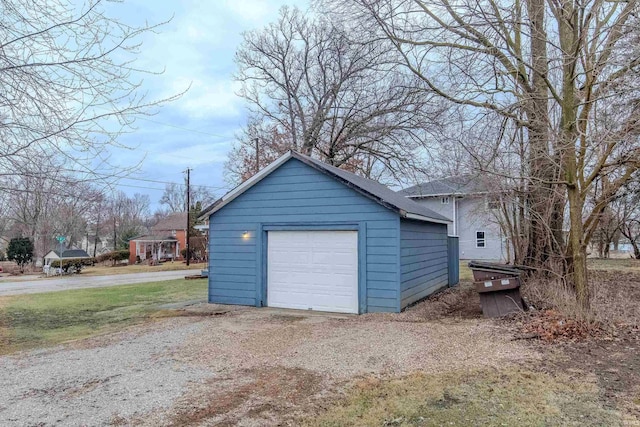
[524,0,563,270]
[567,186,590,307]
[558,1,589,309]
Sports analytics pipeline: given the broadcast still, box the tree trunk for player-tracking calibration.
[524,0,563,271]
[631,241,640,259]
[567,158,590,309]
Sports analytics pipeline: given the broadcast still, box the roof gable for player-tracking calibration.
[200,151,450,224]
[45,249,91,258]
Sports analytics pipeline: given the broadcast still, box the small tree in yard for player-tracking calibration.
[7,237,34,273]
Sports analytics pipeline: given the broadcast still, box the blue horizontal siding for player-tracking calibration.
[209,158,401,312]
[399,219,449,309]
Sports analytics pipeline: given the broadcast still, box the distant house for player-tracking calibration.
[78,236,112,257]
[400,176,507,261]
[128,212,188,264]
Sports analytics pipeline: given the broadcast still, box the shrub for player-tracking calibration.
[49,257,96,274]
[7,237,34,273]
[180,247,197,260]
[96,250,130,264]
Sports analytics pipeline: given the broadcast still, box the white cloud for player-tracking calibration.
[103,0,311,202]
[150,142,230,167]
[223,0,275,23]
[165,77,242,119]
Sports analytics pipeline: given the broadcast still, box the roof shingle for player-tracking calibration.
[152,212,188,232]
[400,175,490,197]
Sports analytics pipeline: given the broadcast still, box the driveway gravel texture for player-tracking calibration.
[0,302,539,426]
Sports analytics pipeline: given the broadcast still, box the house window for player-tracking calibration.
[486,196,500,210]
[441,197,450,204]
[476,231,486,248]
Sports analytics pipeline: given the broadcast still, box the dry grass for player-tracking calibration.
[458,261,473,281]
[162,366,325,427]
[304,367,630,426]
[80,262,205,277]
[588,258,640,273]
[522,268,640,327]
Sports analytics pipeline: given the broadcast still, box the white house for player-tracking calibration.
[400,175,507,261]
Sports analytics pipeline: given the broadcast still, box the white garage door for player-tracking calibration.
[267,230,359,314]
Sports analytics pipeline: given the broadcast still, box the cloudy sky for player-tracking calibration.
[105,0,307,208]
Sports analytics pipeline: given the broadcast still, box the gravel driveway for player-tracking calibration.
[0,304,538,426]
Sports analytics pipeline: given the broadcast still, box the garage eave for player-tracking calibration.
[402,211,452,225]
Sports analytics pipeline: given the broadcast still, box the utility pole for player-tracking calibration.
[185,168,191,266]
[93,207,101,257]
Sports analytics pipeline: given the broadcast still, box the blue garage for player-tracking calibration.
[199,151,458,314]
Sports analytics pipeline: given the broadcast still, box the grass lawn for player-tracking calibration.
[587,257,640,273]
[79,261,207,277]
[306,367,628,426]
[459,261,472,281]
[0,279,207,355]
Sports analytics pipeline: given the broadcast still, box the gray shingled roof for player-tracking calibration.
[200,151,451,223]
[129,235,178,242]
[152,212,188,232]
[294,153,450,222]
[51,249,91,258]
[400,175,489,197]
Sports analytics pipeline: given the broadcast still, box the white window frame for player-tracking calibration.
[441,196,450,204]
[476,231,486,248]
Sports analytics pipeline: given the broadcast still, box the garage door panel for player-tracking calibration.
[312,251,357,266]
[267,230,359,314]
[269,251,310,264]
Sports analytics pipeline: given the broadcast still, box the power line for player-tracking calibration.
[59,168,231,192]
[90,104,238,141]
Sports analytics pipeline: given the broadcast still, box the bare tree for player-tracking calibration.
[330,0,640,308]
[225,119,300,184]
[159,183,186,213]
[229,6,445,184]
[159,182,215,213]
[0,0,181,182]
[2,158,106,259]
[107,191,151,250]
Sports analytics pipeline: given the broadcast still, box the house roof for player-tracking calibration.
[199,151,451,224]
[45,249,91,259]
[129,235,178,242]
[152,212,188,232]
[400,175,490,197]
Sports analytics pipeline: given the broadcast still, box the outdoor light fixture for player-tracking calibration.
[242,231,250,240]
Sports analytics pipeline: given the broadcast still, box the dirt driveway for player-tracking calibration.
[0,300,537,426]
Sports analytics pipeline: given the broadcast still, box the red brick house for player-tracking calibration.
[128,212,188,264]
